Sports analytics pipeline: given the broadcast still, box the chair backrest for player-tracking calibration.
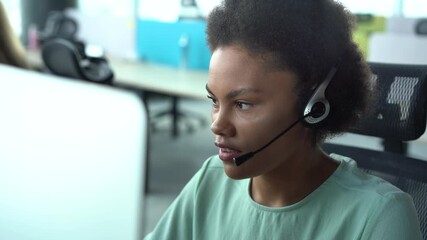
[350,62,427,152]
[41,38,114,84]
[323,62,427,238]
[0,65,147,240]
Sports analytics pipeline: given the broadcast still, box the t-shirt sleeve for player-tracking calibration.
[361,192,423,240]
[144,157,213,240]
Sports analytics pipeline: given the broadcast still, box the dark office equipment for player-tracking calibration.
[322,62,427,239]
[38,11,78,43]
[415,19,427,35]
[21,0,77,46]
[41,38,114,85]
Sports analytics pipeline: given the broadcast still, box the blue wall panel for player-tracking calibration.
[136,19,211,70]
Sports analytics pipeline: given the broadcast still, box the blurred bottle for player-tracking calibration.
[27,23,39,51]
[179,34,189,69]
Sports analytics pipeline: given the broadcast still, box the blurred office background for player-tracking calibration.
[2,0,427,236]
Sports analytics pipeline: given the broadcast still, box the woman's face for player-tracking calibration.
[207,45,310,179]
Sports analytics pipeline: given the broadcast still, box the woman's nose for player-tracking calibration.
[210,110,234,136]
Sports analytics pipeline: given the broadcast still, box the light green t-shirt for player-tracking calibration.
[145,154,422,240]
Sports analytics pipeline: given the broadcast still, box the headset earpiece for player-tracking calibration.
[309,101,327,118]
[303,66,337,125]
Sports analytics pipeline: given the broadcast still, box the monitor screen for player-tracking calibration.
[0,65,147,240]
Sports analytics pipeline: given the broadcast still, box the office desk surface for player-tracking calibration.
[27,50,209,100]
[109,58,208,100]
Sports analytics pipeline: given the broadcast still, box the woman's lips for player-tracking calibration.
[215,143,242,162]
[219,148,242,162]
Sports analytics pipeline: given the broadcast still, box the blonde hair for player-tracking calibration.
[0,2,30,69]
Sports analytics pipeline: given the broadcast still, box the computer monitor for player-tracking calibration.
[0,65,147,240]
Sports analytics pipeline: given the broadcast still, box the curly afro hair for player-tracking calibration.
[206,0,373,142]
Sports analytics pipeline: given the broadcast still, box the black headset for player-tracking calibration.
[302,66,337,125]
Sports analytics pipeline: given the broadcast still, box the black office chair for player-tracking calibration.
[322,62,427,239]
[41,38,114,85]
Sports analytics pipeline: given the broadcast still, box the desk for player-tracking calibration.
[108,58,208,99]
[27,50,208,99]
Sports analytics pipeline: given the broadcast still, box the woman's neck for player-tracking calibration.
[250,147,338,207]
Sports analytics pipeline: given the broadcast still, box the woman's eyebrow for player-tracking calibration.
[206,84,260,99]
[225,88,260,99]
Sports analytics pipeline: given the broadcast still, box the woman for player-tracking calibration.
[145,0,422,239]
[0,1,30,69]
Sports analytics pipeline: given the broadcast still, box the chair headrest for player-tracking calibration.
[39,11,78,42]
[350,62,427,141]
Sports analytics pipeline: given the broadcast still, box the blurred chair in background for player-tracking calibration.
[41,38,114,85]
[20,0,78,47]
[0,1,30,69]
[39,10,114,85]
[38,11,79,44]
[323,62,427,238]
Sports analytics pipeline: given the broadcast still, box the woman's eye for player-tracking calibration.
[236,102,252,110]
[207,96,218,106]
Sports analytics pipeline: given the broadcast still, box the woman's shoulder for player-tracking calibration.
[328,153,406,199]
[321,154,421,237]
